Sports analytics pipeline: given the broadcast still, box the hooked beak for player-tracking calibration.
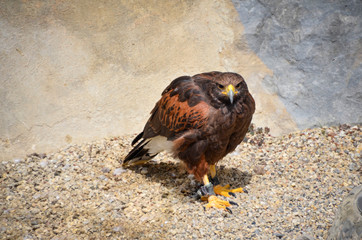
[222,84,238,103]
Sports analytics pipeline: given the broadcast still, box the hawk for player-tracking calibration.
[123,71,255,211]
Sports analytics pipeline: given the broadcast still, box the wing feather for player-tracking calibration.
[123,75,210,165]
[143,76,210,140]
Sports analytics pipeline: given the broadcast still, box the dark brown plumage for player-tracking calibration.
[123,71,255,211]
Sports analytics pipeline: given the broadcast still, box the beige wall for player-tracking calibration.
[0,0,298,161]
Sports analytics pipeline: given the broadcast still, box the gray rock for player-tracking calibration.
[296,234,315,240]
[232,0,362,129]
[13,158,22,164]
[101,167,111,173]
[39,160,48,168]
[327,185,362,240]
[113,168,126,176]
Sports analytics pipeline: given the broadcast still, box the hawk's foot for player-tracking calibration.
[203,196,235,213]
[213,184,245,198]
[198,183,237,213]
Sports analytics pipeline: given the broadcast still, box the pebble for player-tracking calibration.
[101,167,111,173]
[113,167,126,176]
[39,160,48,168]
[13,158,23,163]
[99,175,108,181]
[0,125,360,239]
[296,234,315,240]
[253,164,266,175]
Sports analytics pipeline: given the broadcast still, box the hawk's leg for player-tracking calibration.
[198,175,233,212]
[209,165,246,198]
[209,164,220,185]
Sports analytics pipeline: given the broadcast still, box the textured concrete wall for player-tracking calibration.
[0,0,304,161]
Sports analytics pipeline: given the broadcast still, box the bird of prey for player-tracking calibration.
[123,71,255,211]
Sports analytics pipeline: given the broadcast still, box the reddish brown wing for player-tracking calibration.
[142,76,210,140]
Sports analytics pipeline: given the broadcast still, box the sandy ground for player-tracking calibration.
[1,124,361,239]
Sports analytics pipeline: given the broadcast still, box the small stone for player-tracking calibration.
[349,163,356,171]
[39,160,48,168]
[99,175,108,181]
[113,168,126,176]
[113,226,123,232]
[253,164,266,175]
[13,158,23,163]
[253,229,261,235]
[101,167,111,173]
[274,232,284,238]
[296,234,315,240]
[64,176,72,181]
[31,220,38,226]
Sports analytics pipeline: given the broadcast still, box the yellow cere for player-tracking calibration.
[222,84,238,95]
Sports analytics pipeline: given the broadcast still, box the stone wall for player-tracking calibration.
[233,0,362,129]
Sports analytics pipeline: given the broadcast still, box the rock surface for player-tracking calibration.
[232,0,362,129]
[327,185,362,240]
[0,125,360,239]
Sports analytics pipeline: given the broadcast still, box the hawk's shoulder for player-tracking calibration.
[143,75,210,139]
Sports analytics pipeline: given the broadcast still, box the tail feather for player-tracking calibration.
[123,138,158,166]
[123,135,173,167]
[131,132,144,146]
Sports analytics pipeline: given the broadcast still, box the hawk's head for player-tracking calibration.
[208,72,249,105]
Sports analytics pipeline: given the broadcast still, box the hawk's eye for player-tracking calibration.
[235,82,243,88]
[217,83,224,89]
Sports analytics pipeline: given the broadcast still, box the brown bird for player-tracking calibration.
[123,71,255,211]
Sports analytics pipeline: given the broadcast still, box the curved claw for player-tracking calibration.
[226,207,233,214]
[229,200,238,206]
[213,184,245,197]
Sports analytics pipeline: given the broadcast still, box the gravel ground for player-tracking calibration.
[1,124,361,239]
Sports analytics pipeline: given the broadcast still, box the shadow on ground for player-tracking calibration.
[126,161,253,198]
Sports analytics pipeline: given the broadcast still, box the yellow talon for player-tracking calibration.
[205,196,231,210]
[232,187,244,192]
[213,184,244,197]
